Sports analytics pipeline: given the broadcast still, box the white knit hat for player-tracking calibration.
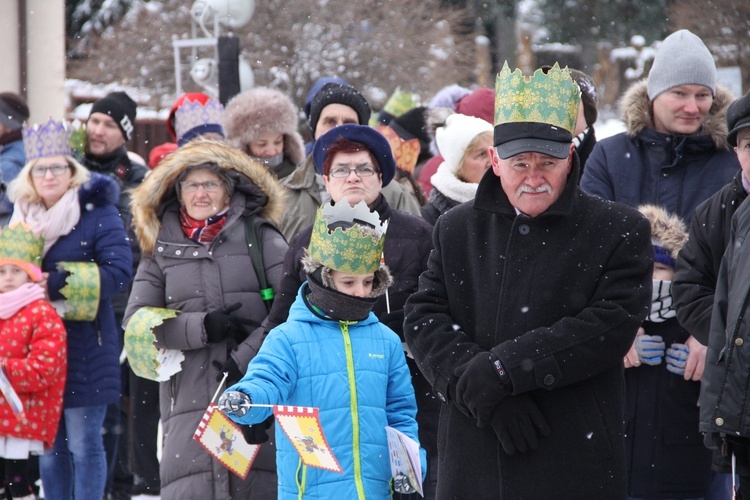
[435,113,493,174]
[647,29,716,101]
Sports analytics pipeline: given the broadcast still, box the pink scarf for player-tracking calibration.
[10,188,81,255]
[0,283,47,319]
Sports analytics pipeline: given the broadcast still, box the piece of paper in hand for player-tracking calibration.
[385,426,423,496]
[0,368,25,422]
[273,405,343,473]
[193,404,260,479]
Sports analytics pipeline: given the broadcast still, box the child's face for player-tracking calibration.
[330,270,375,298]
[0,264,32,293]
[653,262,675,281]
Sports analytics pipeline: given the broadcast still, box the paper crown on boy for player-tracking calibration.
[637,204,689,270]
[174,97,224,146]
[307,200,388,275]
[493,62,580,159]
[23,119,73,162]
[0,222,45,282]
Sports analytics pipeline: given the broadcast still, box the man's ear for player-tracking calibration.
[489,146,502,176]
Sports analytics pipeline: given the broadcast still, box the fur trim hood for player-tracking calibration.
[300,252,393,298]
[620,80,735,150]
[637,204,689,259]
[80,172,121,208]
[130,139,286,255]
[223,87,305,166]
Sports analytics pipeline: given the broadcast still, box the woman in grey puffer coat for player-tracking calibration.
[124,140,288,499]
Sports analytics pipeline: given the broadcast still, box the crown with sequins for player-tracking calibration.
[23,119,73,161]
[494,62,580,135]
[309,200,388,275]
[0,222,44,281]
[174,98,224,140]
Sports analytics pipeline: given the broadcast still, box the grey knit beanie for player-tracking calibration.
[647,30,716,101]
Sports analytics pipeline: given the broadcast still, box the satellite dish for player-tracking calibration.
[191,0,255,30]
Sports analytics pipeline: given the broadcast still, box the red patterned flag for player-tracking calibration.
[273,405,343,473]
[194,404,260,479]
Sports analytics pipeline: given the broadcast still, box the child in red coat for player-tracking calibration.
[0,223,66,499]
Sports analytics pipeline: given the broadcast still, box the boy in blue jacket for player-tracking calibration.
[220,200,425,499]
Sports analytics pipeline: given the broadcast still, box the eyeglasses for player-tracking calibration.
[180,181,223,193]
[328,165,378,178]
[30,164,69,178]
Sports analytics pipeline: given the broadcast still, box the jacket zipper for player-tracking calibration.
[341,321,366,500]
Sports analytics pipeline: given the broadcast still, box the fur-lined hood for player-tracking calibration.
[80,172,121,208]
[300,252,393,298]
[130,139,286,255]
[620,80,734,150]
[637,204,689,259]
[223,87,305,166]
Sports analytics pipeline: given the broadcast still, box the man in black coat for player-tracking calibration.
[404,63,653,499]
[264,124,438,498]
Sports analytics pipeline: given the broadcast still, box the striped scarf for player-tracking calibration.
[179,207,228,244]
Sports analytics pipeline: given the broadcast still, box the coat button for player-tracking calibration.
[715,417,725,427]
[193,251,199,256]
[736,338,744,346]
[157,246,163,252]
[518,224,530,235]
[175,250,182,256]
[543,374,555,386]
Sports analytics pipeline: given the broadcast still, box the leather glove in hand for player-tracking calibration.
[454,352,508,427]
[218,390,251,417]
[212,357,244,385]
[240,416,274,444]
[665,343,689,376]
[204,303,246,344]
[489,393,550,455]
[635,334,665,366]
[393,474,416,495]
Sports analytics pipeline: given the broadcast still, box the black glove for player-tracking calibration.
[204,303,245,343]
[240,415,274,444]
[212,357,244,386]
[489,394,550,455]
[454,352,509,426]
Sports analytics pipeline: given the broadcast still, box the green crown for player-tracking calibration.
[494,62,581,135]
[309,201,388,275]
[0,222,44,266]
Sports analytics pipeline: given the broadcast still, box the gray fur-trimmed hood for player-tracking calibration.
[620,80,735,150]
[130,139,286,255]
[637,204,689,260]
[223,87,305,166]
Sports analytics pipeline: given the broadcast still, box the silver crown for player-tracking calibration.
[23,119,72,161]
[174,99,224,140]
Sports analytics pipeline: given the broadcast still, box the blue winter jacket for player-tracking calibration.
[227,284,426,500]
[41,173,133,408]
[0,139,25,185]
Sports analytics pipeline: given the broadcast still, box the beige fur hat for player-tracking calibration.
[637,204,689,267]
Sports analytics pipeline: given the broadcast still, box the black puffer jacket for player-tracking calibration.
[673,172,748,344]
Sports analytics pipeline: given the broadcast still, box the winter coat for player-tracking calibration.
[278,156,324,242]
[420,187,459,225]
[125,140,288,500]
[0,138,25,186]
[580,81,739,224]
[700,197,750,442]
[227,284,426,500]
[420,162,477,225]
[624,318,712,498]
[673,172,748,344]
[39,174,133,408]
[404,159,653,499]
[0,299,66,449]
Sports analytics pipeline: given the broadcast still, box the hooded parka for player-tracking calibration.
[124,140,288,499]
[580,81,739,224]
[404,156,653,499]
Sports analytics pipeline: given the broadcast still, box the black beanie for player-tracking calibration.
[389,106,431,164]
[89,91,138,141]
[308,83,371,135]
[0,92,30,130]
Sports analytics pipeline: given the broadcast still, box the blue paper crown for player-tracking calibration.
[174,99,224,141]
[23,119,73,161]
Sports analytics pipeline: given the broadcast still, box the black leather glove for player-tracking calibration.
[212,357,244,386]
[454,352,509,426]
[489,394,550,455]
[240,415,274,444]
[204,303,245,343]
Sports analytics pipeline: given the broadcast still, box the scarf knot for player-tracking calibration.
[179,207,228,244]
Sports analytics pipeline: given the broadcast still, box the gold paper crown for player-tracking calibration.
[23,119,73,161]
[0,222,44,281]
[494,62,581,135]
[174,99,224,140]
[376,125,421,173]
[309,201,388,274]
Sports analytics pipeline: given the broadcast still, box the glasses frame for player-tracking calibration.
[30,164,70,178]
[180,180,224,193]
[328,165,378,179]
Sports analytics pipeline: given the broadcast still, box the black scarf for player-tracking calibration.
[305,269,376,322]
